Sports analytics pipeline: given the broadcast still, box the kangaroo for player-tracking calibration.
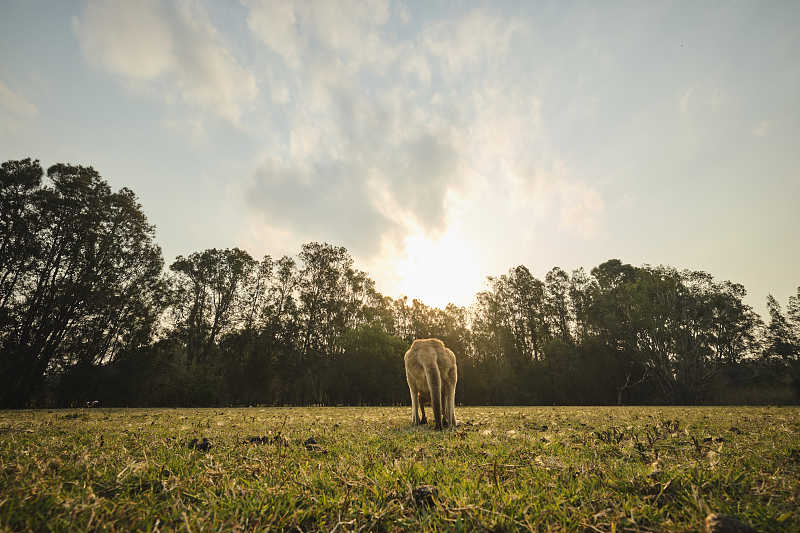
[404,338,457,430]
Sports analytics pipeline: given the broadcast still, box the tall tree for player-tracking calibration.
[504,266,547,361]
[587,261,653,403]
[169,248,256,357]
[545,267,573,344]
[569,267,597,344]
[785,287,800,355]
[296,242,352,357]
[264,255,299,346]
[0,161,163,407]
[765,294,799,359]
[0,159,43,319]
[240,255,274,332]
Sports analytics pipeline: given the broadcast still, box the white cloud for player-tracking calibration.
[244,0,392,71]
[0,80,38,117]
[271,84,291,105]
[163,115,206,141]
[679,87,694,114]
[244,1,302,69]
[73,1,173,80]
[395,1,411,24]
[678,85,729,117]
[242,1,476,254]
[240,0,604,292]
[422,9,522,77]
[402,52,431,85]
[752,120,769,137]
[245,78,464,255]
[74,0,257,124]
[246,155,395,256]
[558,180,605,238]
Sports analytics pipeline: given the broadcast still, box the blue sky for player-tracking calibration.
[1,0,798,313]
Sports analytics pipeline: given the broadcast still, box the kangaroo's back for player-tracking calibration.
[404,338,458,430]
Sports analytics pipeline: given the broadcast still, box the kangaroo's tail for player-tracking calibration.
[424,363,443,429]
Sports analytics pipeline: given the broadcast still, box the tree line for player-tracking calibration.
[1,159,798,408]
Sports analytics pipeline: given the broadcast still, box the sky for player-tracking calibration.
[1,0,798,315]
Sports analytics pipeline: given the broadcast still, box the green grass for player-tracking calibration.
[1,407,798,532]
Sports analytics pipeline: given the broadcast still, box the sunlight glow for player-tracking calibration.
[392,228,483,309]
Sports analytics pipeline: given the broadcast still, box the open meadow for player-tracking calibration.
[1,406,798,532]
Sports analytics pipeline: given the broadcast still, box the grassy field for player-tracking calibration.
[0,406,798,532]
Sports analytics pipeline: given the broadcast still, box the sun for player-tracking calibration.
[391,229,483,309]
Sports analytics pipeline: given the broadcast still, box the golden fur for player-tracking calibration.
[404,338,457,429]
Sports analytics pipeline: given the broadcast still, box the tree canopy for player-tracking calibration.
[1,158,798,407]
